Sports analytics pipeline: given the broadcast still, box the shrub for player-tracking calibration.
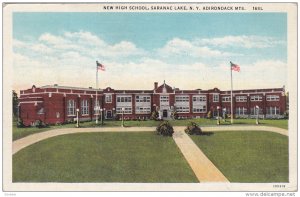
[156,121,174,137]
[35,120,48,128]
[150,110,159,120]
[171,111,178,120]
[17,119,26,128]
[207,111,212,119]
[185,122,203,135]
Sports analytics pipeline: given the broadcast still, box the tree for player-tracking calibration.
[12,90,19,118]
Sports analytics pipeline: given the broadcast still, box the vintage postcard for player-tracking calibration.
[2,2,297,192]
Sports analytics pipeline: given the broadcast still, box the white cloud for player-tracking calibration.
[197,35,285,48]
[12,32,287,92]
[157,38,235,58]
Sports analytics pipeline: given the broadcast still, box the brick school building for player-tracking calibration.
[18,81,287,126]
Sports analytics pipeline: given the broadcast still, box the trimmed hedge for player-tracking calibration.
[184,122,203,135]
[156,121,174,137]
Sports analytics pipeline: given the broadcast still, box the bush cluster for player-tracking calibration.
[156,121,174,137]
[150,110,159,120]
[184,122,203,135]
[17,119,26,128]
[35,120,48,128]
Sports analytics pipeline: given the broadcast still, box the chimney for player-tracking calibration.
[154,82,158,89]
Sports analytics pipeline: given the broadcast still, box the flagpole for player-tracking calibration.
[95,61,98,124]
[230,62,234,124]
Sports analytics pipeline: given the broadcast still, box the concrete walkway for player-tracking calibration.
[12,125,288,155]
[173,128,229,182]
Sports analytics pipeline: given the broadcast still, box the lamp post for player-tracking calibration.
[100,108,103,126]
[223,108,226,122]
[76,108,79,128]
[112,108,115,120]
[256,105,260,125]
[102,108,105,125]
[121,107,125,127]
[217,106,220,125]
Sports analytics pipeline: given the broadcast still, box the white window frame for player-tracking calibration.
[116,96,132,103]
[266,106,280,115]
[105,94,112,103]
[236,96,247,102]
[193,95,206,102]
[135,106,151,114]
[175,96,189,102]
[193,106,207,113]
[135,95,151,103]
[81,99,89,116]
[94,100,100,115]
[266,95,280,101]
[160,95,169,103]
[250,95,263,101]
[175,106,190,113]
[213,94,219,102]
[222,96,231,102]
[116,107,132,114]
[235,107,247,115]
[67,99,76,116]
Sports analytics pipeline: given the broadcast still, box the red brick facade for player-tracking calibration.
[18,82,287,126]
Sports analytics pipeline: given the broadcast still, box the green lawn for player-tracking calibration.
[13,132,198,183]
[13,118,288,141]
[190,131,289,183]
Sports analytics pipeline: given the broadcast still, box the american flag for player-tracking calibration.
[96,61,105,71]
[230,61,240,72]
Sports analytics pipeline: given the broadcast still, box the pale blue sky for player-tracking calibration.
[13,12,287,91]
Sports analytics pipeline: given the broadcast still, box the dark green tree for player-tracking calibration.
[12,90,19,118]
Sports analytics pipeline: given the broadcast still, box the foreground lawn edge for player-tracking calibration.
[13,132,198,183]
[190,131,288,183]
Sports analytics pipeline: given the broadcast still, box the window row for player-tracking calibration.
[116,96,132,103]
[116,107,132,114]
[175,96,189,102]
[135,107,151,114]
[136,95,151,102]
[266,95,280,101]
[193,106,207,113]
[67,99,91,116]
[193,96,207,102]
[176,106,190,113]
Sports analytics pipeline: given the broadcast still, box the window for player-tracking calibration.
[193,95,206,102]
[235,107,247,115]
[135,106,151,114]
[175,96,189,102]
[116,96,132,103]
[213,94,219,102]
[81,100,89,115]
[266,107,280,115]
[266,95,280,101]
[67,100,76,116]
[250,107,263,115]
[175,106,190,113]
[236,96,247,102]
[250,95,262,101]
[105,94,112,103]
[160,96,169,103]
[116,107,132,114]
[94,100,100,115]
[136,95,150,102]
[222,96,231,102]
[193,106,207,113]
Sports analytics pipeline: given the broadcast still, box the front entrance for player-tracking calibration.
[163,110,168,118]
[106,110,112,119]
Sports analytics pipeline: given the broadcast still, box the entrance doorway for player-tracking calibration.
[106,110,112,119]
[163,110,168,118]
